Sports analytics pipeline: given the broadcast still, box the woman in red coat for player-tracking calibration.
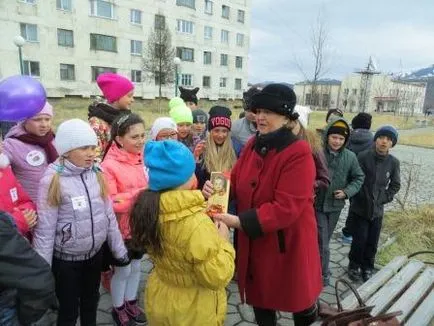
[210,84,322,326]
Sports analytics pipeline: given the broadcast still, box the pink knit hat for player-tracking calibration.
[35,102,53,117]
[96,73,134,103]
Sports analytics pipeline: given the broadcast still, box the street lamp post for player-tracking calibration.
[173,57,181,96]
[13,36,26,75]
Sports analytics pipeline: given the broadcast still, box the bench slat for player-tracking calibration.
[366,260,425,316]
[405,289,434,326]
[387,267,434,322]
[341,256,408,309]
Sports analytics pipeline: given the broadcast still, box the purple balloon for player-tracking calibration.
[0,75,47,121]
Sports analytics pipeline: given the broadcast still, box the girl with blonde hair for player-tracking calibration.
[33,119,128,326]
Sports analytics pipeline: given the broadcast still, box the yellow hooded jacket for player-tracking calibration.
[145,190,235,326]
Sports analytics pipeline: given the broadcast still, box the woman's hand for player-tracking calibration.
[214,213,241,229]
[202,180,214,199]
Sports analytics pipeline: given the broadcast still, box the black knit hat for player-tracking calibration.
[179,86,199,105]
[326,108,344,122]
[327,120,350,141]
[351,112,372,130]
[208,106,232,131]
[192,109,208,124]
[243,85,262,111]
[250,83,297,118]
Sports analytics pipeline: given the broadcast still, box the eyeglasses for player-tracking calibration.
[196,115,206,124]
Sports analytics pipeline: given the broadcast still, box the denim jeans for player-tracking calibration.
[0,305,20,326]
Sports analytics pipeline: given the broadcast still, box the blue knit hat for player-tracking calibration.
[145,140,195,191]
[374,125,398,147]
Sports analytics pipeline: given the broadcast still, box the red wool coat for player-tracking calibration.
[232,128,322,312]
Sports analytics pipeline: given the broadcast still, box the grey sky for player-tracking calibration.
[248,0,434,84]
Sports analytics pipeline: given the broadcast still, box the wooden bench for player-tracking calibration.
[340,255,434,325]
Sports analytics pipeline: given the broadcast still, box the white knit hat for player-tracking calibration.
[55,119,98,156]
[149,117,178,140]
[294,105,311,128]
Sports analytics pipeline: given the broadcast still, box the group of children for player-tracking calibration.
[0,72,401,326]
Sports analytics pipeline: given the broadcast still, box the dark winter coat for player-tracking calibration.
[347,129,374,155]
[0,212,57,325]
[315,118,365,213]
[349,149,401,220]
[232,127,322,312]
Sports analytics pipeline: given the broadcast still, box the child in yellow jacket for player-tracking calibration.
[130,140,235,326]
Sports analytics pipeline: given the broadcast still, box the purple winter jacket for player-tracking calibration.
[33,159,127,265]
[3,123,53,202]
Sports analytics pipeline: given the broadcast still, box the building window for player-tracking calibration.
[203,51,212,65]
[176,0,195,9]
[235,78,242,90]
[130,9,142,24]
[20,23,38,42]
[204,0,213,14]
[154,14,165,29]
[57,0,72,11]
[237,9,245,23]
[57,29,74,47]
[91,66,116,81]
[305,94,311,105]
[131,70,142,82]
[236,33,244,46]
[23,61,40,77]
[176,47,194,62]
[204,26,213,40]
[154,72,167,85]
[219,77,227,88]
[352,89,357,95]
[203,76,211,88]
[60,64,75,80]
[177,19,194,34]
[222,5,230,19]
[90,33,117,52]
[131,40,142,55]
[235,56,243,69]
[21,0,36,3]
[90,0,114,19]
[221,30,229,43]
[181,74,193,86]
[220,54,228,66]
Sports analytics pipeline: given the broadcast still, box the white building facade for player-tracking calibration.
[0,0,251,100]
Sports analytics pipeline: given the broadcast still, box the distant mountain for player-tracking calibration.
[402,65,434,81]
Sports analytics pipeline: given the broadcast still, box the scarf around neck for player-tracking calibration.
[14,130,58,164]
[88,102,131,125]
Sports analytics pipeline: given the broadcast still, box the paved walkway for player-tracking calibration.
[95,144,434,325]
[95,206,354,326]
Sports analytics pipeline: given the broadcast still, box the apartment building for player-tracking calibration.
[0,0,251,99]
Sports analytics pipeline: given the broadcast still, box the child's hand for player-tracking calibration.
[215,221,230,240]
[23,209,38,228]
[193,141,206,161]
[202,180,214,199]
[334,190,346,199]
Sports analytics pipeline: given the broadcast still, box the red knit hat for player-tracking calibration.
[96,73,134,103]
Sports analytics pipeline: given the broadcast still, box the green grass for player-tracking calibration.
[49,97,429,134]
[399,132,434,148]
[376,205,434,265]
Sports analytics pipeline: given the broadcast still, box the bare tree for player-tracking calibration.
[143,16,175,109]
[294,9,331,110]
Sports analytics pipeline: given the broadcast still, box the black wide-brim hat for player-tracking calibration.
[250,83,297,117]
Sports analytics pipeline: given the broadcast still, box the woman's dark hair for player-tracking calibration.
[102,113,144,160]
[130,190,164,256]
